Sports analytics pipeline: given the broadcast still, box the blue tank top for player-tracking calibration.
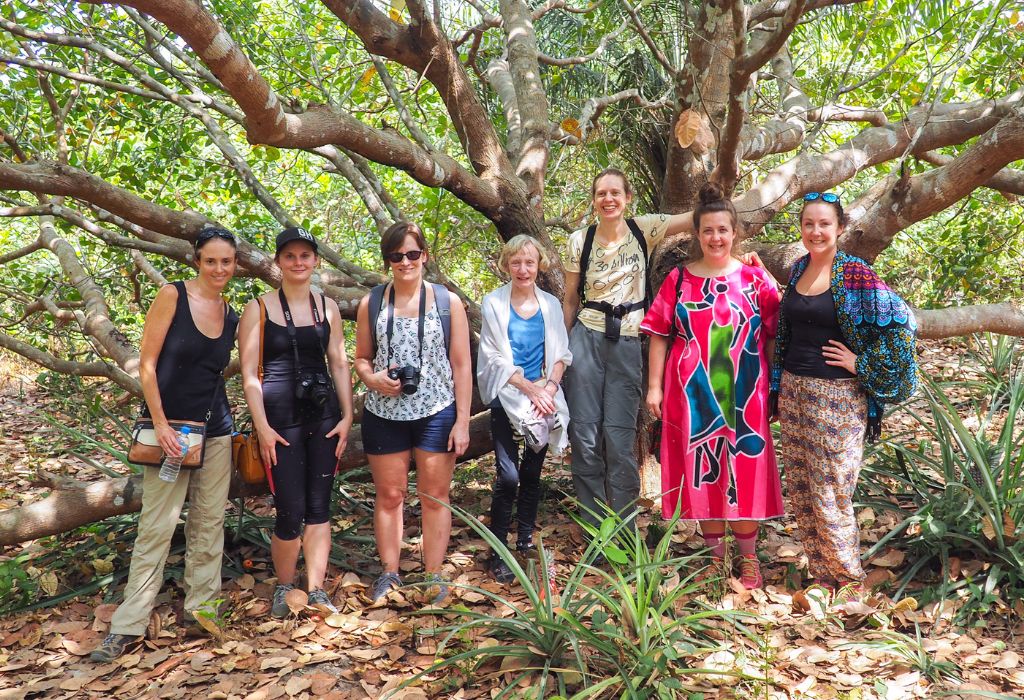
[508,305,545,381]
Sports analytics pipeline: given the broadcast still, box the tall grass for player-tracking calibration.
[860,339,1024,621]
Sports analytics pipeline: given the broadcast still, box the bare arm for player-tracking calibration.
[353,293,401,396]
[324,298,354,456]
[664,212,694,237]
[562,270,580,332]
[645,335,669,420]
[138,284,180,456]
[239,297,289,466]
[447,290,473,455]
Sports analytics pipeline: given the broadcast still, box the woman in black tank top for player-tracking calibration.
[239,228,354,618]
[93,228,239,663]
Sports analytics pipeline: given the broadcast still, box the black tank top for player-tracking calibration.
[141,281,238,437]
[261,297,341,428]
[782,288,856,380]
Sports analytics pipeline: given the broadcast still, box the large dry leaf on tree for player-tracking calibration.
[674,109,715,154]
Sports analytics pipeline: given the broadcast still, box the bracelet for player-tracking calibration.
[544,379,558,390]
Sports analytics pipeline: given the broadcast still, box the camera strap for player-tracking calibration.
[278,289,327,381]
[386,282,426,371]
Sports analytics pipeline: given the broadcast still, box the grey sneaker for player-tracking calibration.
[423,572,450,606]
[90,633,137,663]
[369,572,402,602]
[307,588,338,615]
[271,583,295,618]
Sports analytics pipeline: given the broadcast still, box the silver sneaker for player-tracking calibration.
[271,583,295,618]
[369,572,402,602]
[307,588,338,615]
[423,572,450,605]
[90,633,137,663]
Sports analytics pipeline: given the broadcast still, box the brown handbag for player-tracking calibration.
[234,298,267,485]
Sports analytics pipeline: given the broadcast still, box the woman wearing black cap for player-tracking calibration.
[239,227,354,618]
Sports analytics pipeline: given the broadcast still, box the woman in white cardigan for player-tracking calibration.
[478,235,572,583]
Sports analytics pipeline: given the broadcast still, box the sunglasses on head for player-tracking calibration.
[195,228,236,245]
[385,250,424,263]
[803,192,839,203]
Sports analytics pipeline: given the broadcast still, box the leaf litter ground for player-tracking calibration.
[0,342,1022,700]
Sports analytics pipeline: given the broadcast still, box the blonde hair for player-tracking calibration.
[497,235,550,276]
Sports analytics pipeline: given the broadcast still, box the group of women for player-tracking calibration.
[91,168,917,664]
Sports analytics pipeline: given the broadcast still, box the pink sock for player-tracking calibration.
[734,528,758,558]
[701,527,726,558]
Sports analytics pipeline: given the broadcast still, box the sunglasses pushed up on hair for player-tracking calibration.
[384,250,424,263]
[803,192,840,203]
[195,228,237,245]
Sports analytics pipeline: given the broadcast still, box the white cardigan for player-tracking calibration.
[477,283,573,454]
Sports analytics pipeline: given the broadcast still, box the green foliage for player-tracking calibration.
[860,357,1024,622]
[411,503,759,699]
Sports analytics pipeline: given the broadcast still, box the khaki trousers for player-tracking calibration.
[110,435,232,636]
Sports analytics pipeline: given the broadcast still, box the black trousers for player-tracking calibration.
[489,404,546,549]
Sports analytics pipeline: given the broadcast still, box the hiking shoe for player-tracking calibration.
[90,633,137,663]
[739,556,764,590]
[489,554,515,584]
[423,572,450,605]
[369,572,402,603]
[832,581,866,604]
[307,588,338,615]
[694,557,727,587]
[271,583,295,618]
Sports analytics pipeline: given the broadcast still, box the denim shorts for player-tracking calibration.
[361,402,456,455]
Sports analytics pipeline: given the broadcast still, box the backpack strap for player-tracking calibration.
[666,264,685,350]
[624,217,652,310]
[431,283,452,354]
[367,283,387,361]
[576,224,597,304]
[369,282,452,359]
[256,296,267,383]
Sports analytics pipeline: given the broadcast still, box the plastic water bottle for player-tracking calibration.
[158,426,191,482]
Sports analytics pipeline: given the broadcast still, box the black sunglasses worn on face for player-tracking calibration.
[196,228,237,245]
[385,250,424,263]
[803,192,839,203]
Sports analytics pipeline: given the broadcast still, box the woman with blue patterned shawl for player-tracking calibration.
[768,192,918,592]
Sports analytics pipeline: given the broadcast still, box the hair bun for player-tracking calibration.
[698,182,726,205]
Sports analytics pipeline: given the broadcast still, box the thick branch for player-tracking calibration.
[734,94,1024,234]
[918,151,1024,197]
[131,250,168,287]
[750,0,866,26]
[915,303,1024,340]
[0,331,139,394]
[714,0,806,193]
[845,109,1024,259]
[499,0,550,202]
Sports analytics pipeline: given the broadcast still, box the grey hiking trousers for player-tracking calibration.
[564,323,642,528]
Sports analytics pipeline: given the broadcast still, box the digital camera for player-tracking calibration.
[388,365,421,395]
[296,371,332,407]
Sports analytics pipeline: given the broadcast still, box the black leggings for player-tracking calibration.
[490,405,546,548]
[269,415,339,540]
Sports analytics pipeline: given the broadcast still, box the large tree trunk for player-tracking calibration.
[0,413,494,546]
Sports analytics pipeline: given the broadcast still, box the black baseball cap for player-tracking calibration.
[275,226,318,254]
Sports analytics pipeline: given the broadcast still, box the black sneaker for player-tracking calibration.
[90,633,137,663]
[489,554,515,584]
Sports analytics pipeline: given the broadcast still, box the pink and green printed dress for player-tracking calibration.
[640,265,784,521]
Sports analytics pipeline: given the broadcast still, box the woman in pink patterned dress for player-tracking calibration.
[641,184,783,589]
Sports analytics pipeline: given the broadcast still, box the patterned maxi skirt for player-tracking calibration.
[778,371,867,583]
